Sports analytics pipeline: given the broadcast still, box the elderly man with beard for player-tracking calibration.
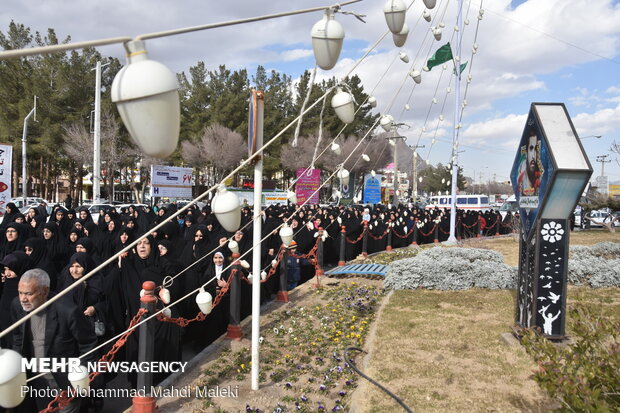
[11,269,98,413]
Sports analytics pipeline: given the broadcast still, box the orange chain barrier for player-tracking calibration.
[40,307,148,413]
[368,229,389,240]
[345,227,367,244]
[391,225,416,239]
[157,269,240,327]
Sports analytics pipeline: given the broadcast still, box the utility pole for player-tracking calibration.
[595,154,611,177]
[387,130,406,206]
[410,144,425,201]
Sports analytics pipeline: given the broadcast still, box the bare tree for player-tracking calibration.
[63,111,133,202]
[611,140,620,167]
[182,124,246,187]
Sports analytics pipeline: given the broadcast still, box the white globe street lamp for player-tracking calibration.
[111,40,180,159]
[311,9,345,70]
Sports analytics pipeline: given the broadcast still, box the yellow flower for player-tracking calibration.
[240,364,245,369]
[350,325,356,330]
[334,338,339,343]
[356,334,361,338]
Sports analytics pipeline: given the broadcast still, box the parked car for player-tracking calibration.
[86,204,114,220]
[586,210,612,228]
[8,197,47,211]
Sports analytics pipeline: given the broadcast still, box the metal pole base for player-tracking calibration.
[276,291,289,303]
[132,396,157,413]
[226,324,243,340]
[386,246,392,251]
[337,260,346,266]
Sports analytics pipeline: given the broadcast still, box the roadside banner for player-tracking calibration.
[363,173,382,204]
[295,168,321,205]
[150,165,193,198]
[0,144,12,215]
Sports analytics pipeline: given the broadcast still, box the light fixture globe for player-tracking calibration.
[432,27,442,41]
[368,96,377,108]
[409,70,422,84]
[0,348,27,408]
[399,52,409,63]
[287,190,297,204]
[111,40,180,159]
[383,0,407,34]
[331,142,342,155]
[423,10,432,22]
[338,168,350,180]
[362,154,370,162]
[392,23,409,47]
[423,0,437,9]
[380,114,394,132]
[331,88,355,124]
[279,224,294,247]
[196,287,213,314]
[311,9,344,70]
[228,240,240,255]
[371,170,376,177]
[211,185,241,232]
[68,365,89,394]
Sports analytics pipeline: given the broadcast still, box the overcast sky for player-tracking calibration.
[2,0,619,186]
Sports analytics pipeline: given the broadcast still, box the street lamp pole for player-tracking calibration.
[410,144,425,201]
[93,61,104,203]
[386,130,406,206]
[447,0,463,244]
[21,96,37,206]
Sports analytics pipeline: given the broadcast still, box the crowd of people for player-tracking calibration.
[0,199,516,412]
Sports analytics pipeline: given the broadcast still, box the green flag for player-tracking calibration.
[426,42,453,70]
[453,62,468,76]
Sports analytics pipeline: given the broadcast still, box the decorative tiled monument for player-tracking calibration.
[510,103,593,338]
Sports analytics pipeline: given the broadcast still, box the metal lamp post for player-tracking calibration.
[21,96,37,206]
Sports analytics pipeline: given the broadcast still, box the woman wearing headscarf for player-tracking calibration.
[98,216,121,261]
[0,251,32,347]
[67,226,84,253]
[0,202,19,230]
[105,236,182,386]
[57,252,107,332]
[25,206,46,236]
[1,221,29,260]
[24,237,59,290]
[42,222,70,273]
[75,237,103,269]
[189,250,230,348]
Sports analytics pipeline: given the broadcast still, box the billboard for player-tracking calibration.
[150,165,193,198]
[363,174,382,204]
[295,168,320,205]
[510,114,554,238]
[0,144,11,215]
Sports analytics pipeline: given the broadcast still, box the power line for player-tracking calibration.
[479,2,620,65]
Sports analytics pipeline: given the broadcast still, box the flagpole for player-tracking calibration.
[447,0,463,244]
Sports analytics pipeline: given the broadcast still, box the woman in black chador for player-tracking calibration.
[106,235,182,387]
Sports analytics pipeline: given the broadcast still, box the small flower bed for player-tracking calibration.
[196,282,384,412]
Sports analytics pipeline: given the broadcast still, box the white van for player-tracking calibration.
[425,194,490,211]
[499,195,518,219]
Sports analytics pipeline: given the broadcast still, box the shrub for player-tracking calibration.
[568,242,620,288]
[383,246,516,290]
[521,304,620,411]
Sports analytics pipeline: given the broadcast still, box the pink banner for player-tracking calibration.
[295,168,321,205]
